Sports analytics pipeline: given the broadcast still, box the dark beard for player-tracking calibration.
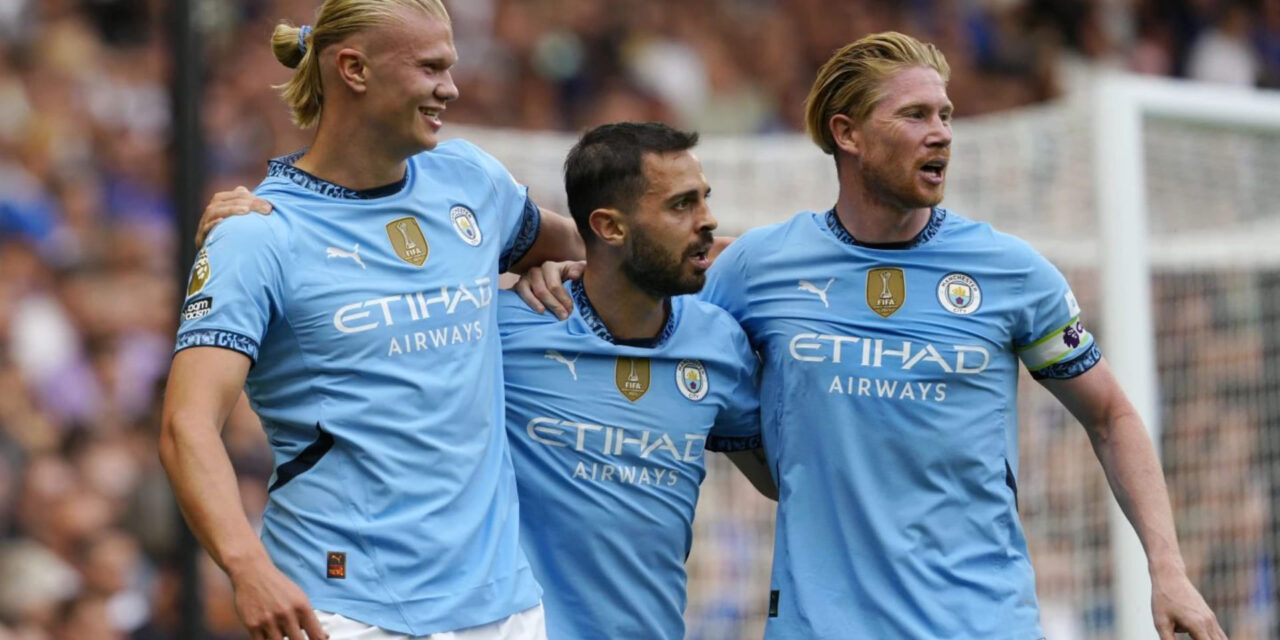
[621,229,709,298]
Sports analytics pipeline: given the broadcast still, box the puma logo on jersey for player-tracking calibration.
[545,350,580,380]
[798,278,835,308]
[327,244,366,269]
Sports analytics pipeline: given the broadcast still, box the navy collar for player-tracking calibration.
[825,207,946,249]
[571,279,678,349]
[266,150,409,199]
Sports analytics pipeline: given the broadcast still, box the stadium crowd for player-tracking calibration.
[0,0,1276,638]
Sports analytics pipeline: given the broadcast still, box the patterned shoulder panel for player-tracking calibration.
[571,279,678,348]
[266,151,408,199]
[824,207,947,249]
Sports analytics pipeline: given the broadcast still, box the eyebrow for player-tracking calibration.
[896,101,952,112]
[415,49,457,67]
[666,186,710,205]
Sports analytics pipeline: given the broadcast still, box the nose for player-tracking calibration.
[437,70,459,103]
[698,203,718,233]
[928,114,951,148]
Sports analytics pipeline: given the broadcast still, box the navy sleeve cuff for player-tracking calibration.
[706,434,763,453]
[499,197,542,272]
[175,329,260,364]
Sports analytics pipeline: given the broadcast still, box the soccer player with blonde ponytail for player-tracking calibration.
[161,1,581,638]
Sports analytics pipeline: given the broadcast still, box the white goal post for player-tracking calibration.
[1095,73,1280,640]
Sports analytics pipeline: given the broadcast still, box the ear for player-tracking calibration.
[588,208,626,247]
[334,47,369,93]
[829,114,860,157]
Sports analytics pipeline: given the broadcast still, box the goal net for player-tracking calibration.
[452,74,1280,640]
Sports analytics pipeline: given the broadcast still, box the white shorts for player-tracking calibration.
[315,604,546,640]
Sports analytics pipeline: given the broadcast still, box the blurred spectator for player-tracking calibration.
[1187,2,1260,85]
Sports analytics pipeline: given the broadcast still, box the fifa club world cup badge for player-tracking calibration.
[386,217,429,266]
[675,359,709,401]
[866,267,905,318]
[615,356,650,402]
[937,272,982,315]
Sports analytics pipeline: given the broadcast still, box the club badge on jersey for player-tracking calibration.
[451,205,483,246]
[675,359,709,401]
[937,272,982,314]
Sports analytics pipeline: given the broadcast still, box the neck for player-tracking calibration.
[833,188,931,244]
[833,163,931,244]
[295,113,412,190]
[581,260,668,342]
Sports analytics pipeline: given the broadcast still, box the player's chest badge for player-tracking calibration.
[675,359,709,401]
[937,272,982,314]
[866,267,905,318]
[450,205,482,246]
[615,356,650,402]
[386,217,429,266]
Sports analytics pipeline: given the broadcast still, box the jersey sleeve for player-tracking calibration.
[1013,249,1101,380]
[699,236,752,323]
[173,214,285,364]
[705,321,763,452]
[452,140,541,272]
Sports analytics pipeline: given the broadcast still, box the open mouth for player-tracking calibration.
[687,245,711,269]
[920,158,947,183]
[419,106,444,128]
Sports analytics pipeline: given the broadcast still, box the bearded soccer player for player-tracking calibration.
[159,1,581,639]
[695,32,1224,640]
[497,122,772,639]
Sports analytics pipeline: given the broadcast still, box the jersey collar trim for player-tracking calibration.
[570,279,678,349]
[824,207,946,249]
[267,150,409,199]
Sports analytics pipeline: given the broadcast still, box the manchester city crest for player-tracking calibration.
[450,205,482,246]
[675,359,709,401]
[937,272,981,314]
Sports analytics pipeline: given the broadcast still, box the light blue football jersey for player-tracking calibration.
[173,140,543,635]
[497,280,762,640]
[701,208,1099,640]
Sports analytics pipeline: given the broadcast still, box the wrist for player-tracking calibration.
[1147,554,1188,581]
[221,546,274,581]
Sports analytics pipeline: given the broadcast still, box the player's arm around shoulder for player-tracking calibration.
[195,186,274,248]
[506,207,584,274]
[1040,364,1224,640]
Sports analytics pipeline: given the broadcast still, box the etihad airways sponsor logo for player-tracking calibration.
[789,333,990,374]
[526,416,703,487]
[333,278,493,334]
[526,417,707,462]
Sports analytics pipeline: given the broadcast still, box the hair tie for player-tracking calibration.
[297,25,312,56]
